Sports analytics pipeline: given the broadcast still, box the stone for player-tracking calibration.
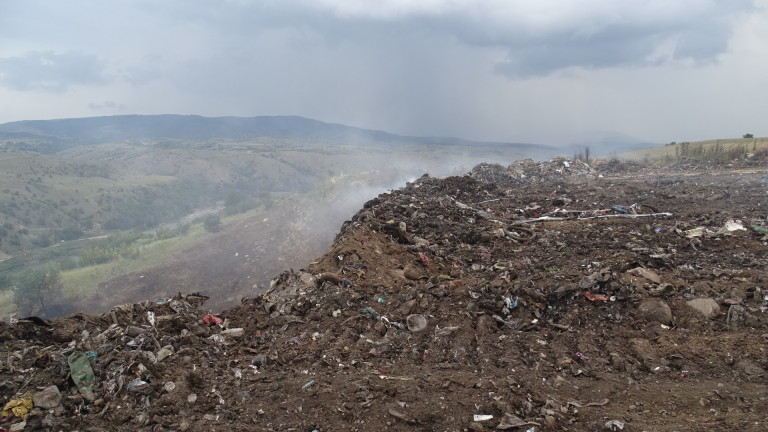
[686,298,720,318]
[468,421,485,431]
[32,385,62,409]
[403,264,422,280]
[629,267,661,284]
[637,299,672,325]
[156,345,174,363]
[125,325,145,337]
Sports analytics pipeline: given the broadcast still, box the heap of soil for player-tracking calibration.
[1,159,767,431]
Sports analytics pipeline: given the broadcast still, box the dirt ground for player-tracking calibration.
[1,156,767,431]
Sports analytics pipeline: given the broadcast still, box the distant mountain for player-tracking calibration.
[562,130,660,157]
[0,114,554,153]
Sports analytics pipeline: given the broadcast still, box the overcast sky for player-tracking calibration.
[1,0,766,144]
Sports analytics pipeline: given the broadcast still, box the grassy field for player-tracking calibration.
[615,137,768,162]
[0,150,179,254]
[58,207,259,304]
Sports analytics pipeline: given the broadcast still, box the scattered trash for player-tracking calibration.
[221,327,244,337]
[147,310,156,326]
[604,419,625,431]
[752,225,768,234]
[359,307,379,320]
[202,314,222,325]
[67,351,95,401]
[406,314,427,332]
[1,393,32,418]
[126,378,150,393]
[718,219,746,233]
[584,291,609,301]
[684,227,707,238]
[0,159,765,431]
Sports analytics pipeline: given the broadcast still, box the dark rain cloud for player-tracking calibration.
[0,51,108,92]
[490,14,743,77]
[161,0,756,78]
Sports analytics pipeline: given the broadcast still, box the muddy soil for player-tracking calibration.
[1,157,767,431]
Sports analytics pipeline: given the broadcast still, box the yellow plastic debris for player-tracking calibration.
[2,392,33,418]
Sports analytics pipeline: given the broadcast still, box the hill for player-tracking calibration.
[0,115,556,256]
[0,114,553,153]
[0,115,559,317]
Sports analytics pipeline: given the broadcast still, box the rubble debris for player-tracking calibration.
[1,158,768,431]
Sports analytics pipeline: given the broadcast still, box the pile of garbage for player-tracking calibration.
[470,158,594,185]
[1,159,767,431]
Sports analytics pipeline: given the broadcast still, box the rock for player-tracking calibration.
[32,385,62,409]
[496,413,529,430]
[686,298,720,318]
[637,299,672,325]
[187,393,197,404]
[252,354,269,367]
[629,267,661,284]
[179,421,190,431]
[468,421,485,431]
[403,264,422,280]
[398,299,417,316]
[125,325,145,337]
[727,305,747,326]
[156,345,175,362]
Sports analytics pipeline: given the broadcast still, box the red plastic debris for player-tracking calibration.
[418,252,432,266]
[202,314,222,326]
[584,291,608,301]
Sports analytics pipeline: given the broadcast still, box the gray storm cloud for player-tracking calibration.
[276,0,757,76]
[0,0,765,143]
[0,51,107,92]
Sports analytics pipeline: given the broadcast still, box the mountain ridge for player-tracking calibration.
[0,114,553,151]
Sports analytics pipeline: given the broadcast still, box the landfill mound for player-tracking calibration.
[1,158,768,431]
